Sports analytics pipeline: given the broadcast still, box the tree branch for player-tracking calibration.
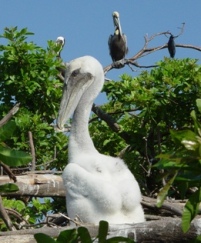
[0,196,16,231]
[0,218,201,243]
[0,161,16,182]
[0,103,20,127]
[28,131,36,171]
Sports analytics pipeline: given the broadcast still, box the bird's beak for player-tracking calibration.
[113,15,122,36]
[57,73,93,130]
[113,15,119,27]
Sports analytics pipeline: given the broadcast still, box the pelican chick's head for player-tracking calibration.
[112,11,122,36]
[57,56,104,130]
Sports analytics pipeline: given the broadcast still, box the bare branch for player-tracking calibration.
[28,131,35,171]
[92,104,120,133]
[174,22,185,38]
[103,25,201,74]
[0,196,16,231]
[0,161,16,182]
[0,103,20,127]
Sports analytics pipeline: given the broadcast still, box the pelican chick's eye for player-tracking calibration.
[71,69,80,78]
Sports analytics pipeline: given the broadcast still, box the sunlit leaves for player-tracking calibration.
[156,172,178,207]
[155,100,201,232]
[0,27,67,167]
[182,188,201,233]
[0,147,32,166]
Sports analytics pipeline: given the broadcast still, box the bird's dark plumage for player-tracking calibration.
[168,35,176,58]
[108,11,128,62]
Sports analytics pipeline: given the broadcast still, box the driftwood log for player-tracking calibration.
[0,172,65,197]
[0,218,201,243]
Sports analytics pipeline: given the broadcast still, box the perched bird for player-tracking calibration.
[108,11,128,62]
[55,36,66,77]
[168,34,176,58]
[56,36,65,59]
[57,56,145,224]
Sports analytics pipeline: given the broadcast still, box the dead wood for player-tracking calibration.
[0,218,201,243]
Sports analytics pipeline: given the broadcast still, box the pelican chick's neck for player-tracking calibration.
[69,96,97,159]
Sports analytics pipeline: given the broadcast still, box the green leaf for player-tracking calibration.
[0,183,19,192]
[156,172,178,207]
[98,221,109,243]
[0,121,16,142]
[77,227,92,243]
[0,147,32,166]
[34,233,56,243]
[182,187,201,233]
[170,129,198,151]
[196,99,201,114]
[56,228,78,243]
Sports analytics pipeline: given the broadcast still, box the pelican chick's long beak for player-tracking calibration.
[57,71,93,130]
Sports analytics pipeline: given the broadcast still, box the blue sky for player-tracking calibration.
[0,1,201,104]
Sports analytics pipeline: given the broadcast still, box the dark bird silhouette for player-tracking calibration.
[168,34,176,58]
[108,11,128,62]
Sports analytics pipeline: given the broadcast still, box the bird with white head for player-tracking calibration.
[57,56,145,224]
[108,11,128,62]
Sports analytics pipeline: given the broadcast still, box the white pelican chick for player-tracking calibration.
[57,56,145,224]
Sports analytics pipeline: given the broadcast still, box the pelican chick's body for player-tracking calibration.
[57,56,145,224]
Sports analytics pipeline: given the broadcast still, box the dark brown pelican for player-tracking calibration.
[108,11,128,62]
[57,56,145,224]
[168,34,176,58]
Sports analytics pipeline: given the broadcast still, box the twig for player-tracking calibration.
[5,208,29,229]
[0,161,16,182]
[174,22,185,38]
[0,195,16,231]
[0,103,20,127]
[28,131,35,171]
[59,212,82,226]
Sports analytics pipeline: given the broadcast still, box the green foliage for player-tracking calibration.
[0,121,32,166]
[154,100,201,232]
[0,197,54,229]
[0,26,67,167]
[0,183,19,192]
[0,120,31,194]
[28,198,53,222]
[156,172,178,207]
[90,58,201,233]
[182,188,201,233]
[90,58,201,190]
[0,26,67,228]
[34,221,135,243]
